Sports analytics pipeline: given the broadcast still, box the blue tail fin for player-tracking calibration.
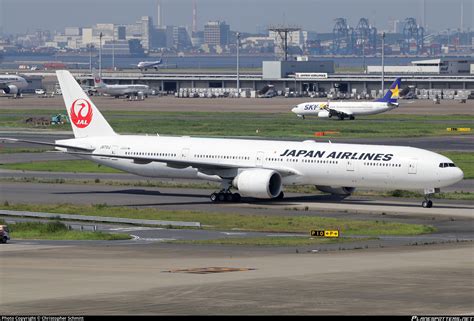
[376,78,401,103]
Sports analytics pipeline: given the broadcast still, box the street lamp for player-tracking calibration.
[381,32,385,96]
[112,28,115,71]
[236,32,240,98]
[362,39,366,74]
[88,43,94,74]
[99,32,103,78]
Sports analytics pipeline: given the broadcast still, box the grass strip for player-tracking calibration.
[0,219,130,241]
[0,109,472,139]
[0,203,436,235]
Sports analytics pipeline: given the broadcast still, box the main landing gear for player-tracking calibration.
[210,190,241,203]
[210,180,241,203]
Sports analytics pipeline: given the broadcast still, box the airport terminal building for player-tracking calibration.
[26,58,474,98]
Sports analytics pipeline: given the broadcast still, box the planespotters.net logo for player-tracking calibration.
[70,98,93,128]
[412,317,474,321]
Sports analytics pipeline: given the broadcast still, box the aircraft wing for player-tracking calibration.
[0,138,94,151]
[328,107,353,116]
[1,137,300,177]
[0,80,12,86]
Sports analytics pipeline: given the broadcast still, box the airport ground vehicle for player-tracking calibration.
[0,225,10,244]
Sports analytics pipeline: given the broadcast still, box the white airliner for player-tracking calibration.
[0,74,28,97]
[292,78,401,120]
[136,59,162,71]
[1,71,463,208]
[92,70,149,98]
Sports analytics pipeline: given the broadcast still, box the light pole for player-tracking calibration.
[99,32,103,77]
[236,32,240,98]
[88,43,94,74]
[381,32,385,96]
[112,28,115,71]
[362,39,366,74]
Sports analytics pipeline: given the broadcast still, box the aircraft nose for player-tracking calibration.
[291,106,298,113]
[453,167,464,183]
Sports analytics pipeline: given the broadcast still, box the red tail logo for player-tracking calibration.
[70,99,93,128]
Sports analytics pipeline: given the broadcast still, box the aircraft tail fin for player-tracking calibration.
[376,77,401,103]
[56,70,116,138]
[92,68,106,88]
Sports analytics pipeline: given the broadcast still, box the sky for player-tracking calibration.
[1,0,472,35]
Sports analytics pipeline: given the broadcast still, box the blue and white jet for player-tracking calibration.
[136,59,162,71]
[292,78,402,120]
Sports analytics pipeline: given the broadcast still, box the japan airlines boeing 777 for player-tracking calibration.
[292,78,402,120]
[1,71,463,208]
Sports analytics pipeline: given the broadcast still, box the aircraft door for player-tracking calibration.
[181,148,190,159]
[346,160,355,171]
[256,151,264,167]
[408,159,417,174]
[110,145,119,160]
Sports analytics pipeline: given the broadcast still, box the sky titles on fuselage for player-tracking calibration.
[279,149,394,161]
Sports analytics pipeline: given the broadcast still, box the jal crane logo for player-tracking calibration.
[70,99,93,128]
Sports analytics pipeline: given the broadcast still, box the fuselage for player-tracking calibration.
[292,101,398,117]
[0,75,28,91]
[96,84,149,96]
[137,61,161,69]
[57,135,463,191]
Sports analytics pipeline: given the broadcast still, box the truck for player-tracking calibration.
[0,225,10,243]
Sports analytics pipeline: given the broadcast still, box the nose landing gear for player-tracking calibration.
[421,188,439,208]
[422,199,433,208]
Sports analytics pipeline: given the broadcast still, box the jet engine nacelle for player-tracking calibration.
[315,185,355,195]
[317,110,330,118]
[232,169,282,199]
[3,85,18,95]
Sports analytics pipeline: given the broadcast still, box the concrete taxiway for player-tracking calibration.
[1,242,472,315]
[1,181,472,217]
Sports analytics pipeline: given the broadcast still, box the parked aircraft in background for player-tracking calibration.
[92,69,149,99]
[292,78,402,120]
[0,74,28,97]
[0,71,463,208]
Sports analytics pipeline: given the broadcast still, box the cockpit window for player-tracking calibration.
[439,163,456,168]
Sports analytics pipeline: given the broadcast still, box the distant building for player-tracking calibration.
[204,21,230,46]
[165,26,191,50]
[140,16,153,50]
[65,27,82,36]
[262,60,335,79]
[367,58,474,74]
[269,29,305,58]
[123,16,153,51]
[191,31,204,47]
[152,27,167,49]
